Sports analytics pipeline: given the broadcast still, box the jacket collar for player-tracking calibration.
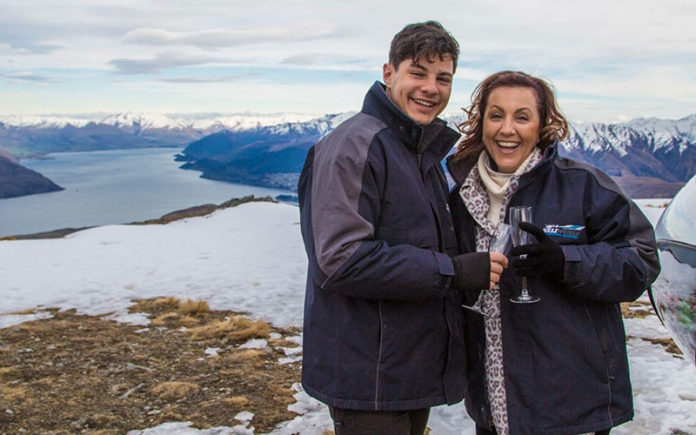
[362,81,458,160]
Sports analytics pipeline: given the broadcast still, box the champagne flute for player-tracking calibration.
[509,206,540,304]
[462,223,511,316]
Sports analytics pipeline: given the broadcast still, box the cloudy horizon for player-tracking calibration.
[1,0,695,123]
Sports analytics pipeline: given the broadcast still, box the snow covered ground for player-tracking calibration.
[0,199,694,434]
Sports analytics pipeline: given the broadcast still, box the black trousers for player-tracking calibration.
[476,426,611,435]
[329,406,430,435]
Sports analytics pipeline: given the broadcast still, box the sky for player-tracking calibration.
[1,0,695,123]
[1,200,695,434]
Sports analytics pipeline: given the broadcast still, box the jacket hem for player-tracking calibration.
[536,410,634,435]
[302,381,460,411]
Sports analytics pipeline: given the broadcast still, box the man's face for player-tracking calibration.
[382,55,454,125]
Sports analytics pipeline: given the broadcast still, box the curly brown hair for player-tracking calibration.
[453,71,568,163]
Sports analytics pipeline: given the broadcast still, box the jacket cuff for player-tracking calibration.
[561,245,581,282]
[453,252,491,291]
[432,251,455,295]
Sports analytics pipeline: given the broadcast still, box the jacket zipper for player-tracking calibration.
[418,151,446,252]
[374,300,383,409]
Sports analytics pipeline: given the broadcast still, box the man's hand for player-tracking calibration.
[510,222,565,281]
[488,252,508,289]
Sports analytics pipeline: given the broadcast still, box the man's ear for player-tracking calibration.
[382,63,394,88]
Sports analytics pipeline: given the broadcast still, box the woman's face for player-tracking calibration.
[482,86,541,173]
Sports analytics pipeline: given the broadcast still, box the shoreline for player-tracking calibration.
[0,195,278,241]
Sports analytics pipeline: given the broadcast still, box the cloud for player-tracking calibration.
[2,71,57,83]
[109,52,221,74]
[0,31,62,55]
[0,0,694,120]
[123,22,336,48]
[156,74,255,84]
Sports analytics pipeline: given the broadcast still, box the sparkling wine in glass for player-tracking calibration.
[509,206,540,304]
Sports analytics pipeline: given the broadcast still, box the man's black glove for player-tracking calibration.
[510,222,565,281]
[451,252,490,291]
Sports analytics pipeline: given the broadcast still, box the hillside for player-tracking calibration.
[0,200,694,434]
[0,156,64,199]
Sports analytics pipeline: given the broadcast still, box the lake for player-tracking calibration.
[0,148,293,237]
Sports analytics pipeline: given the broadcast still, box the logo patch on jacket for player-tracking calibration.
[543,224,585,239]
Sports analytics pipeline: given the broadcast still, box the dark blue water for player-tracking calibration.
[0,148,292,237]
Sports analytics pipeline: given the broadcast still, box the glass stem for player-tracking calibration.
[521,277,529,297]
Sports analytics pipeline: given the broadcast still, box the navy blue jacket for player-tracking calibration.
[298,82,476,410]
[447,144,660,434]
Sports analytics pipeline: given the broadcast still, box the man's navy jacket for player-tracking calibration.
[298,81,468,411]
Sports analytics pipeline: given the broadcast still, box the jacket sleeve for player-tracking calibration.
[301,119,455,301]
[560,176,660,303]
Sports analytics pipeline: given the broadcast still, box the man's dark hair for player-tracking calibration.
[389,20,459,73]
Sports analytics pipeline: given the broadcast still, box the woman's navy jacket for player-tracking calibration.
[447,144,660,434]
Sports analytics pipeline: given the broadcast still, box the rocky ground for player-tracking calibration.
[0,297,306,434]
[0,299,678,435]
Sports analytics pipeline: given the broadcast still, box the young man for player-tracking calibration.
[298,21,507,435]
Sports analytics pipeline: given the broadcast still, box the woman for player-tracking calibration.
[447,71,660,435]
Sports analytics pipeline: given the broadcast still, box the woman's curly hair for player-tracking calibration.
[454,71,569,163]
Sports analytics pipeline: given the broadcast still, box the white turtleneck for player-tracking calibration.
[476,149,540,226]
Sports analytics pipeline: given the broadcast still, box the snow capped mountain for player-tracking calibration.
[0,112,322,131]
[1,111,694,198]
[558,115,696,189]
[565,115,696,157]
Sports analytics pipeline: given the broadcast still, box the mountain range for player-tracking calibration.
[1,112,695,199]
[176,113,696,198]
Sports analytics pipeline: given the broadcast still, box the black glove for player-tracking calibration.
[451,252,490,291]
[510,222,565,281]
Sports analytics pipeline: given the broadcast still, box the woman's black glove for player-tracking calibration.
[510,222,565,281]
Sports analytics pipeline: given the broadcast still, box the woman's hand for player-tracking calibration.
[510,222,565,280]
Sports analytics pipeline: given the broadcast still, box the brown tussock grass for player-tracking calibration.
[186,316,271,342]
[0,367,15,376]
[151,312,182,326]
[0,385,27,401]
[222,396,250,406]
[7,308,37,315]
[268,338,300,348]
[179,299,211,314]
[131,297,211,328]
[621,300,653,319]
[150,381,200,400]
[627,336,683,356]
[179,315,201,327]
[152,296,181,308]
